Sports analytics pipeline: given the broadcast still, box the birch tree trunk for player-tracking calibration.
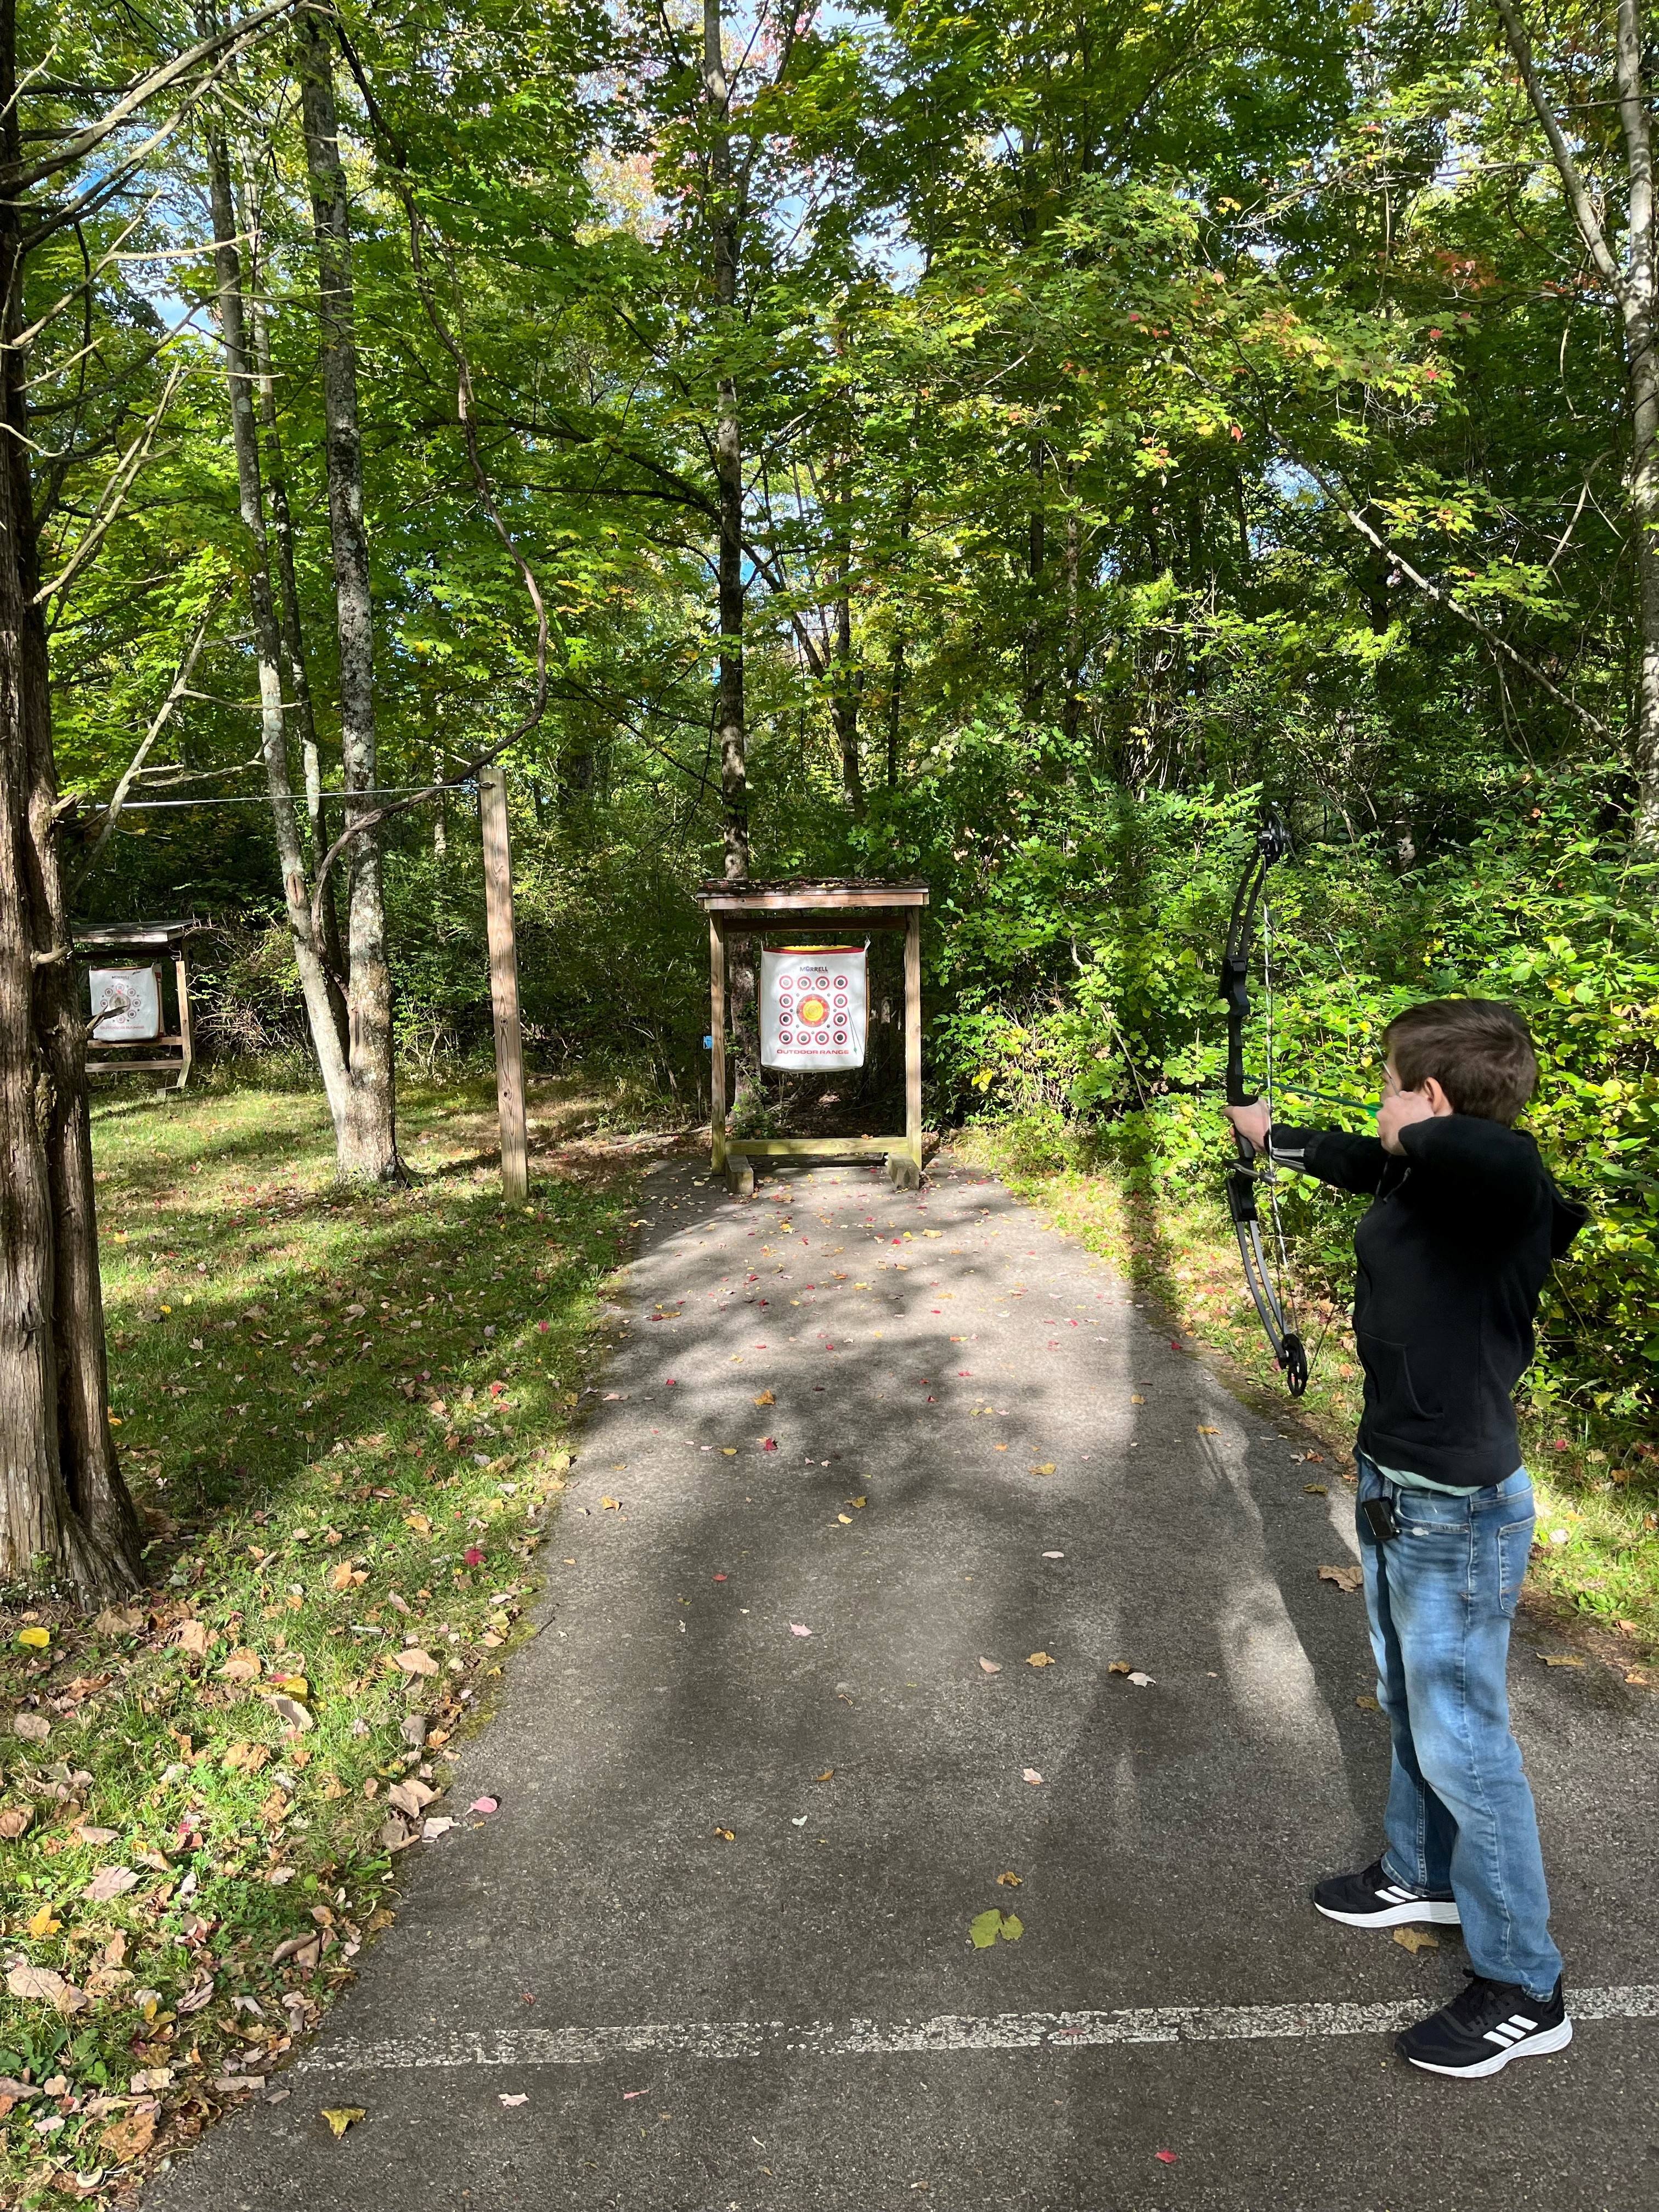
[1496,0,1659,845]
[298,14,400,1177]
[0,0,141,1596]
[204,109,353,1131]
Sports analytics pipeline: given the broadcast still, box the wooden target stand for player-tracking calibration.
[695,877,929,1196]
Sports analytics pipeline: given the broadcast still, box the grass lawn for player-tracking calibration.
[960,1116,1659,1671]
[0,1073,672,2207]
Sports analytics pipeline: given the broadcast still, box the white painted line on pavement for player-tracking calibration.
[302,1985,1659,2073]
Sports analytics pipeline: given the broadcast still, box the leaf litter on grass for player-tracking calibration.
[0,1076,648,2200]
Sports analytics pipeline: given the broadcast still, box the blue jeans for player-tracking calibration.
[1356,1455,1562,1999]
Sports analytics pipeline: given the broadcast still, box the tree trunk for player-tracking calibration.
[830,452,863,818]
[0,0,141,1598]
[298,15,400,1177]
[1022,436,1047,721]
[1061,462,1081,746]
[204,108,353,1136]
[1496,0,1659,843]
[1615,0,1659,846]
[702,0,750,882]
[242,179,349,1051]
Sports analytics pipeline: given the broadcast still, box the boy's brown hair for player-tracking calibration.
[1384,998,1538,1126]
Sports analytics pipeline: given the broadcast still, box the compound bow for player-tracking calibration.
[1218,814,1308,1396]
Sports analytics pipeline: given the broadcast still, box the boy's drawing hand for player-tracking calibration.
[1223,1101,1271,1151]
[1378,1075,1452,1155]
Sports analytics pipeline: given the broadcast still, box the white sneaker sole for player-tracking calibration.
[1404,2016,1573,2078]
[1315,1896,1463,1929]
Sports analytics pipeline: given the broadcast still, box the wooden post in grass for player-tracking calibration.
[480,766,529,1204]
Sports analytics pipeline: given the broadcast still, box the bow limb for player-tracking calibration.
[1217,815,1308,1396]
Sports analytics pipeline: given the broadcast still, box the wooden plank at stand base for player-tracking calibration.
[726,1153,755,1198]
[735,1136,899,1157]
[709,915,728,1174]
[479,765,530,1204]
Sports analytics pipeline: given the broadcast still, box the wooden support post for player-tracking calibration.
[480,766,530,1204]
[173,952,193,1091]
[904,907,922,1166]
[709,915,728,1173]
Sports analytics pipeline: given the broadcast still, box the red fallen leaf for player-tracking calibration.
[490,1381,507,1398]
[1154,2151,1177,2164]
[469,1797,499,1815]
[761,1438,777,1451]
[538,1321,549,1332]
[713,1573,728,1582]
[926,1396,936,1403]
[1170,1340,1182,1351]
[464,1547,485,1566]
[957,1369,970,1377]
[664,1378,677,1387]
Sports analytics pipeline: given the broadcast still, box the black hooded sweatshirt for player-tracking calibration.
[1266,1114,1588,1491]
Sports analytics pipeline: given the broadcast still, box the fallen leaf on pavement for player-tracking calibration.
[1041,1550,1063,1559]
[470,1797,499,1815]
[1197,1426,1218,1435]
[1029,1463,1056,1476]
[1026,1652,1054,1667]
[500,2093,528,2107]
[978,1657,1002,1674]
[1392,1927,1440,1955]
[1127,1670,1154,1686]
[1356,1694,1381,1712]
[1108,1661,1133,1675]
[321,2107,366,2137]
[813,1770,834,1782]
[789,1623,811,1637]
[601,1496,622,1510]
[1542,1655,1585,1668]
[1318,1564,1363,1594]
[753,1390,774,1407]
[713,1826,735,1841]
[1022,1768,1043,1785]
[996,1870,1022,1887]
[1154,2149,1178,2165]
[969,1908,1023,1948]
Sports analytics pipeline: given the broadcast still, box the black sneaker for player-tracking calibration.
[1313,1858,1461,1930]
[1396,1971,1572,2078]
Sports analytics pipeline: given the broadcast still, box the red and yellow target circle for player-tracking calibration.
[796,992,830,1026]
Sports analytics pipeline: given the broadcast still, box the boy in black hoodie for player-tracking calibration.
[1226,998,1587,2080]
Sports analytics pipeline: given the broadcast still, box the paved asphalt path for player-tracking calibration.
[148,1156,1659,2212]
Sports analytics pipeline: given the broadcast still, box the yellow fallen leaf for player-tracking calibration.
[16,1627,50,1650]
[837,1514,853,1525]
[996,1869,1022,1887]
[813,1769,834,1783]
[321,2107,366,2137]
[1542,1654,1585,1668]
[1356,1694,1380,1712]
[1030,1463,1056,1476]
[26,1903,61,1938]
[847,1497,866,1508]
[1305,1482,1328,1496]
[601,1496,622,1510]
[1026,1651,1054,1667]
[1197,1425,1218,1435]
[753,1390,775,1407]
[1392,1927,1439,1956]
[1131,1394,1144,1404]
[404,1513,432,1536]
[1108,1661,1133,1675]
[713,1826,735,1841]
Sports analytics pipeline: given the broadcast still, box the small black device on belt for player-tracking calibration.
[1361,1494,1402,1544]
